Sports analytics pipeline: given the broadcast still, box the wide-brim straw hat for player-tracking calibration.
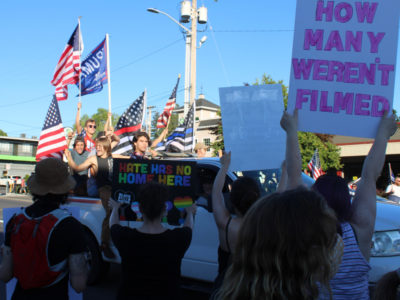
[27,158,76,195]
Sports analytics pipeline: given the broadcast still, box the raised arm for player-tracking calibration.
[151,126,169,148]
[212,151,231,229]
[75,102,83,135]
[280,109,302,190]
[276,160,288,193]
[104,112,112,132]
[352,111,397,261]
[183,204,197,229]
[109,198,122,227]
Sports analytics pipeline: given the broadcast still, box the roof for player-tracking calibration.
[332,127,400,145]
[197,118,221,129]
[0,136,38,143]
[174,96,220,113]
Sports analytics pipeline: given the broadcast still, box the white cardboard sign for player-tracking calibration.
[288,0,400,138]
[219,85,285,171]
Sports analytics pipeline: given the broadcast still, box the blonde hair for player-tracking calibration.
[217,187,338,300]
[96,136,112,156]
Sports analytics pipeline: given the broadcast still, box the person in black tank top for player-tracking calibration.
[66,137,122,259]
[210,152,260,298]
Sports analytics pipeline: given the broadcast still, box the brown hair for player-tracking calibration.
[217,187,338,300]
[138,182,168,221]
[96,137,111,156]
[85,119,96,127]
[132,131,151,151]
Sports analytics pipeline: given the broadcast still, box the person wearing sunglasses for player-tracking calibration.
[75,102,97,152]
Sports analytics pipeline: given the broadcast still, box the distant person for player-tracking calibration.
[0,158,88,299]
[19,178,27,194]
[194,142,208,158]
[385,175,400,203]
[313,111,397,299]
[75,102,96,152]
[109,182,196,300]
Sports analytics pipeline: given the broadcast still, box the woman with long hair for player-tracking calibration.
[313,112,397,299]
[217,187,342,299]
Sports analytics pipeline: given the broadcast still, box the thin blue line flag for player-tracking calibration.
[78,38,107,96]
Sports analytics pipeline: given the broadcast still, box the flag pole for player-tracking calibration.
[192,96,196,152]
[78,17,82,103]
[106,33,112,127]
[143,89,147,131]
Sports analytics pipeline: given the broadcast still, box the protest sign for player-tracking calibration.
[219,85,286,171]
[288,0,400,138]
[112,159,197,225]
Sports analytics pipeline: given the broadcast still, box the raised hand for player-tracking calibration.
[220,151,231,169]
[108,198,121,210]
[280,109,298,133]
[377,111,397,140]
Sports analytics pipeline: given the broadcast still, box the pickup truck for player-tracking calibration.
[64,157,400,289]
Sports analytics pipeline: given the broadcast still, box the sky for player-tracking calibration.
[1,0,399,139]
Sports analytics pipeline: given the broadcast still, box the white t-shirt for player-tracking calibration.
[386,184,400,202]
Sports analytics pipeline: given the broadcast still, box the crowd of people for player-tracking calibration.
[0,104,399,299]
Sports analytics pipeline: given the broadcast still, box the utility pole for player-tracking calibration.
[147,105,156,137]
[189,0,197,108]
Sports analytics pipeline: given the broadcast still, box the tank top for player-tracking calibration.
[96,156,113,188]
[319,222,371,299]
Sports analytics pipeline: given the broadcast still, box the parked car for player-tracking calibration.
[64,157,400,288]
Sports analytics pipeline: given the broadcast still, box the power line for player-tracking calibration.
[210,29,294,33]
[0,94,53,108]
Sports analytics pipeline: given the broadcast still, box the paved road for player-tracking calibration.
[0,194,210,300]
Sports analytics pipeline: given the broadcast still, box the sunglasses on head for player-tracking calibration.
[88,125,97,129]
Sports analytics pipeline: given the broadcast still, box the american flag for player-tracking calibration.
[50,24,83,101]
[36,96,68,161]
[308,148,322,180]
[112,91,146,155]
[157,76,180,128]
[155,103,194,153]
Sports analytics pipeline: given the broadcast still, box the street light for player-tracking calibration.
[147,1,207,118]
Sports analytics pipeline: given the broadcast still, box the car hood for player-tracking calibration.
[375,201,400,231]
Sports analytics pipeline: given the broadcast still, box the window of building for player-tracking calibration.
[0,142,12,155]
[18,144,33,156]
[203,138,211,152]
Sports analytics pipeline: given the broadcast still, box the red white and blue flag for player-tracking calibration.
[36,96,67,161]
[51,24,83,101]
[157,76,180,128]
[308,148,322,180]
[112,91,146,155]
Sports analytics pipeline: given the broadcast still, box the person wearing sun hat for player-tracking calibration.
[194,142,209,158]
[0,158,88,299]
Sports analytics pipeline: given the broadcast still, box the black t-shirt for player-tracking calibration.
[5,202,86,300]
[111,225,192,300]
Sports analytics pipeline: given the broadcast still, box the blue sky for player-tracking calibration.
[1,1,399,138]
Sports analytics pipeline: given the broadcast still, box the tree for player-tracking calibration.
[210,110,223,156]
[74,108,119,133]
[0,129,7,136]
[150,104,181,141]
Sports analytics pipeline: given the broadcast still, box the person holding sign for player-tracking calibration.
[210,151,261,297]
[109,182,196,300]
[216,110,343,299]
[130,131,160,159]
[65,136,127,259]
[313,111,397,299]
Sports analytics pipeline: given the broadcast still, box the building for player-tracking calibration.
[0,135,38,178]
[332,125,400,181]
[174,93,221,157]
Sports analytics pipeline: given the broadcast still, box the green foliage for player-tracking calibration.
[0,129,7,136]
[255,74,289,108]
[74,108,119,132]
[151,104,181,140]
[210,110,223,156]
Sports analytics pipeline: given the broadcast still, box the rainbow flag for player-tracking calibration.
[173,197,193,210]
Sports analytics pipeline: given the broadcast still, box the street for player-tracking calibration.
[0,194,210,300]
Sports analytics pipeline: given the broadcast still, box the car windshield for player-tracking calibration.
[234,169,281,197]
